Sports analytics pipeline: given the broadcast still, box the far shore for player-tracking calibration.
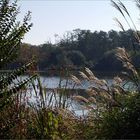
[0,69,122,78]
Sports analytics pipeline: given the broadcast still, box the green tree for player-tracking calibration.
[67,50,86,66]
[0,0,36,108]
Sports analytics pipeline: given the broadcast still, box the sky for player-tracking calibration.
[18,0,140,45]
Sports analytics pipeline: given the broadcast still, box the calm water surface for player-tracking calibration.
[20,75,134,116]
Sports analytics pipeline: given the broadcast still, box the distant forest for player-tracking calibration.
[7,29,140,72]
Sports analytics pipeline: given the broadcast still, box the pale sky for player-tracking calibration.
[18,0,140,45]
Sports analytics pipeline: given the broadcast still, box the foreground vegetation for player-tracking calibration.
[1,0,140,139]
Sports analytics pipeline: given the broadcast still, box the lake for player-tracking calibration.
[14,74,135,116]
[18,75,116,116]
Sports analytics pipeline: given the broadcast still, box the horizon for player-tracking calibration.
[18,0,139,45]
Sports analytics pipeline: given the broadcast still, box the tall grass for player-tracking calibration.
[68,1,140,138]
[1,0,140,139]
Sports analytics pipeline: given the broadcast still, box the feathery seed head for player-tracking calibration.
[71,75,81,85]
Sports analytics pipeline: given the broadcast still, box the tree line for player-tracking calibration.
[8,29,140,72]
